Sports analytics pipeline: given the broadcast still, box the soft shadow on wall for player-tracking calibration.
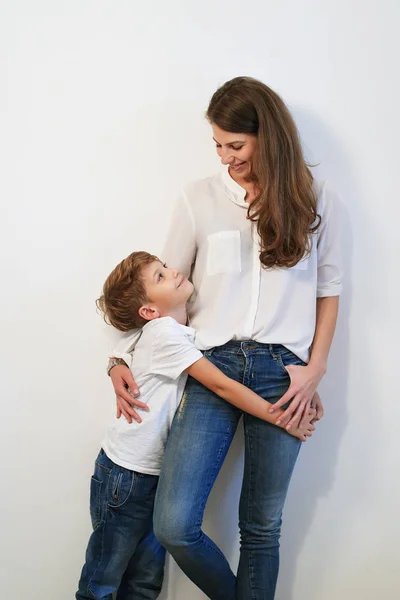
[276,107,370,600]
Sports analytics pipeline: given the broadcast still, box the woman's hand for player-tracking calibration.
[269,364,325,431]
[310,391,324,423]
[110,364,149,424]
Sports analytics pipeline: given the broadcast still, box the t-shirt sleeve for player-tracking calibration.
[150,319,203,380]
[109,329,142,368]
[316,182,343,298]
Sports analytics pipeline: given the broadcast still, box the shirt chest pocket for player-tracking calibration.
[206,230,241,276]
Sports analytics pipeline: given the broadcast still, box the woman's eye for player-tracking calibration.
[231,146,244,151]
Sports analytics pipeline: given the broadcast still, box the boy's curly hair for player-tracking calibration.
[96,251,159,331]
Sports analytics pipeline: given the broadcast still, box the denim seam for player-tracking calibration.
[244,423,257,600]
[90,477,103,530]
[95,461,112,474]
[87,499,109,597]
[87,514,107,597]
[276,351,306,376]
[197,430,233,526]
[183,531,230,562]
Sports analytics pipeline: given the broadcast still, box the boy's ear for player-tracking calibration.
[138,304,160,322]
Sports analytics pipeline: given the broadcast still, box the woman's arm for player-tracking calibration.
[270,184,342,428]
[269,296,339,428]
[187,358,316,441]
[309,296,339,374]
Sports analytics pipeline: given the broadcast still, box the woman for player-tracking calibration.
[109,76,341,599]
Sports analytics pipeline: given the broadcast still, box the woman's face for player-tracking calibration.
[211,123,257,179]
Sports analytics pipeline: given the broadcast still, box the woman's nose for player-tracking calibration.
[220,149,233,165]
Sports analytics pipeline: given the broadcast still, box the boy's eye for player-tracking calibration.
[163,263,167,268]
[158,273,164,281]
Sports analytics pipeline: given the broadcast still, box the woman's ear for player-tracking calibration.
[138,305,160,322]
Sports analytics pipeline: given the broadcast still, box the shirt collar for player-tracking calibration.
[220,166,249,208]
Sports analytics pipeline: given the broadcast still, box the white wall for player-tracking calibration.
[1,1,399,598]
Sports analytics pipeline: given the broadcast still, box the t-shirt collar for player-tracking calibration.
[221,166,249,208]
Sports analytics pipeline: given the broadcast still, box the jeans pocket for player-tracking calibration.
[108,468,136,508]
[89,476,103,530]
[276,347,306,375]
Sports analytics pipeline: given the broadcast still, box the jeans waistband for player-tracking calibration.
[206,340,289,356]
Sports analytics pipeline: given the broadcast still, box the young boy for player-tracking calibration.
[76,251,316,600]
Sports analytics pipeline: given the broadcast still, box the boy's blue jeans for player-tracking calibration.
[76,449,165,600]
[153,341,305,600]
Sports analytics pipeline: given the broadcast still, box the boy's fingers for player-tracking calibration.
[276,413,291,427]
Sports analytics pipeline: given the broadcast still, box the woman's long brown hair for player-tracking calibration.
[206,77,320,268]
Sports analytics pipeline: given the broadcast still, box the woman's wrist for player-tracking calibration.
[107,357,128,376]
[307,358,327,379]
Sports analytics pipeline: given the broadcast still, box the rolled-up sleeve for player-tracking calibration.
[316,182,343,298]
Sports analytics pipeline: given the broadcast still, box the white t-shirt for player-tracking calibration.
[103,317,202,475]
[112,169,342,364]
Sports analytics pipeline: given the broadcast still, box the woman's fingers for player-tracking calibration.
[117,396,143,423]
[117,390,149,424]
[285,410,305,431]
[269,386,294,413]
[275,394,302,424]
[115,384,148,410]
[298,401,313,430]
[310,392,324,422]
[283,397,310,430]
[110,365,140,398]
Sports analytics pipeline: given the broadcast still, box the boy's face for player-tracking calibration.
[139,260,194,319]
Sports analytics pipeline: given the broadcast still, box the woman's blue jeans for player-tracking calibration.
[153,341,304,600]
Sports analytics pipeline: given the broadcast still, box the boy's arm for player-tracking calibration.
[186,358,314,440]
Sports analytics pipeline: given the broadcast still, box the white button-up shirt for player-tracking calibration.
[113,169,342,364]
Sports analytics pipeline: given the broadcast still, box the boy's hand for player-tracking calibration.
[276,402,317,442]
[109,364,149,424]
